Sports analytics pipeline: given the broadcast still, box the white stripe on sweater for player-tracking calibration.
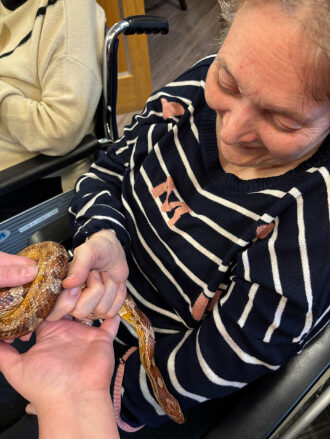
[290,188,313,342]
[238,283,259,328]
[139,367,165,416]
[268,218,283,295]
[196,328,246,388]
[213,304,280,370]
[250,189,286,198]
[172,125,260,221]
[147,124,155,153]
[127,163,215,300]
[123,198,194,307]
[75,173,104,193]
[73,214,127,239]
[91,163,124,180]
[126,280,187,325]
[141,166,227,282]
[264,296,288,343]
[242,250,251,282]
[167,330,208,402]
[165,80,206,88]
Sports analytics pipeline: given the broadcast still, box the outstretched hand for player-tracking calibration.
[0,316,120,412]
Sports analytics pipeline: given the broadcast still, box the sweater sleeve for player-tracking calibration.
[0,57,102,154]
[0,0,104,155]
[69,58,212,250]
[69,91,183,253]
[111,187,330,428]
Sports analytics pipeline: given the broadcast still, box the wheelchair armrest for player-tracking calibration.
[0,134,104,197]
[204,324,330,439]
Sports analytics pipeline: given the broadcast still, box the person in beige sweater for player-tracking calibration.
[0,0,105,219]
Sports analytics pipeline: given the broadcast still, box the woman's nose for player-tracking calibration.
[220,100,258,145]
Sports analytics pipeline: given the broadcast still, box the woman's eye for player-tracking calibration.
[218,82,238,95]
[272,115,302,132]
[217,70,240,96]
[218,80,240,96]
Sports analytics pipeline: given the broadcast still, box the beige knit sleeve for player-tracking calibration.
[0,54,102,155]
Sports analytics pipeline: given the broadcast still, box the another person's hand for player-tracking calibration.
[0,317,120,439]
[0,317,119,410]
[47,230,128,322]
[0,251,37,288]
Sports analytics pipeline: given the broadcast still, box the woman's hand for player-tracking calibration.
[0,251,37,287]
[47,230,128,322]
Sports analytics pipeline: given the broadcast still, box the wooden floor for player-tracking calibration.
[117,0,220,133]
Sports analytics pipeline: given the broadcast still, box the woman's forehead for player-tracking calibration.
[218,2,326,117]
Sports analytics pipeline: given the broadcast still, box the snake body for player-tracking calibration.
[119,293,185,424]
[0,242,185,424]
[0,242,68,340]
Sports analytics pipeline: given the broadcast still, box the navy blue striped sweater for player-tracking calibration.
[69,56,330,429]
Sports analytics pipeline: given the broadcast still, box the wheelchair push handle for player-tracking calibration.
[124,15,169,35]
[103,15,169,142]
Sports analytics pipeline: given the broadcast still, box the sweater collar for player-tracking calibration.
[1,0,28,10]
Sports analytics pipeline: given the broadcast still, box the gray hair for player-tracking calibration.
[217,0,330,101]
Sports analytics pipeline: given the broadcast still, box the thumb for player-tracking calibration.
[0,264,38,288]
[100,314,121,342]
[62,243,96,289]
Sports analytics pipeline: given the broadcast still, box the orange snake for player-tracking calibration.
[0,241,185,424]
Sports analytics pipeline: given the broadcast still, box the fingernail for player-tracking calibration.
[21,333,32,342]
[66,273,76,280]
[69,287,80,296]
[26,404,37,416]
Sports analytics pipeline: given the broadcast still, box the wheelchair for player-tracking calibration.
[0,15,329,439]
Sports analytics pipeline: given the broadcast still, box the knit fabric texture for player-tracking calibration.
[69,55,330,429]
[0,0,105,186]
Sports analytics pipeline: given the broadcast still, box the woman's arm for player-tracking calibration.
[0,58,101,155]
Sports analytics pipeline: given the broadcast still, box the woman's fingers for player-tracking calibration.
[25,403,37,416]
[100,281,127,319]
[62,243,96,290]
[90,271,118,317]
[70,271,105,319]
[46,287,82,321]
[20,332,32,342]
[70,272,127,320]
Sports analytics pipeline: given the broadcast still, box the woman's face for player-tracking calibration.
[205,2,330,174]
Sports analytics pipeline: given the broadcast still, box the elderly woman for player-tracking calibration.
[2,0,329,437]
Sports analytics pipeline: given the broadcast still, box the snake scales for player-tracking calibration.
[0,241,185,424]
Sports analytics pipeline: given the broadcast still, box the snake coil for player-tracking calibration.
[0,242,185,424]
